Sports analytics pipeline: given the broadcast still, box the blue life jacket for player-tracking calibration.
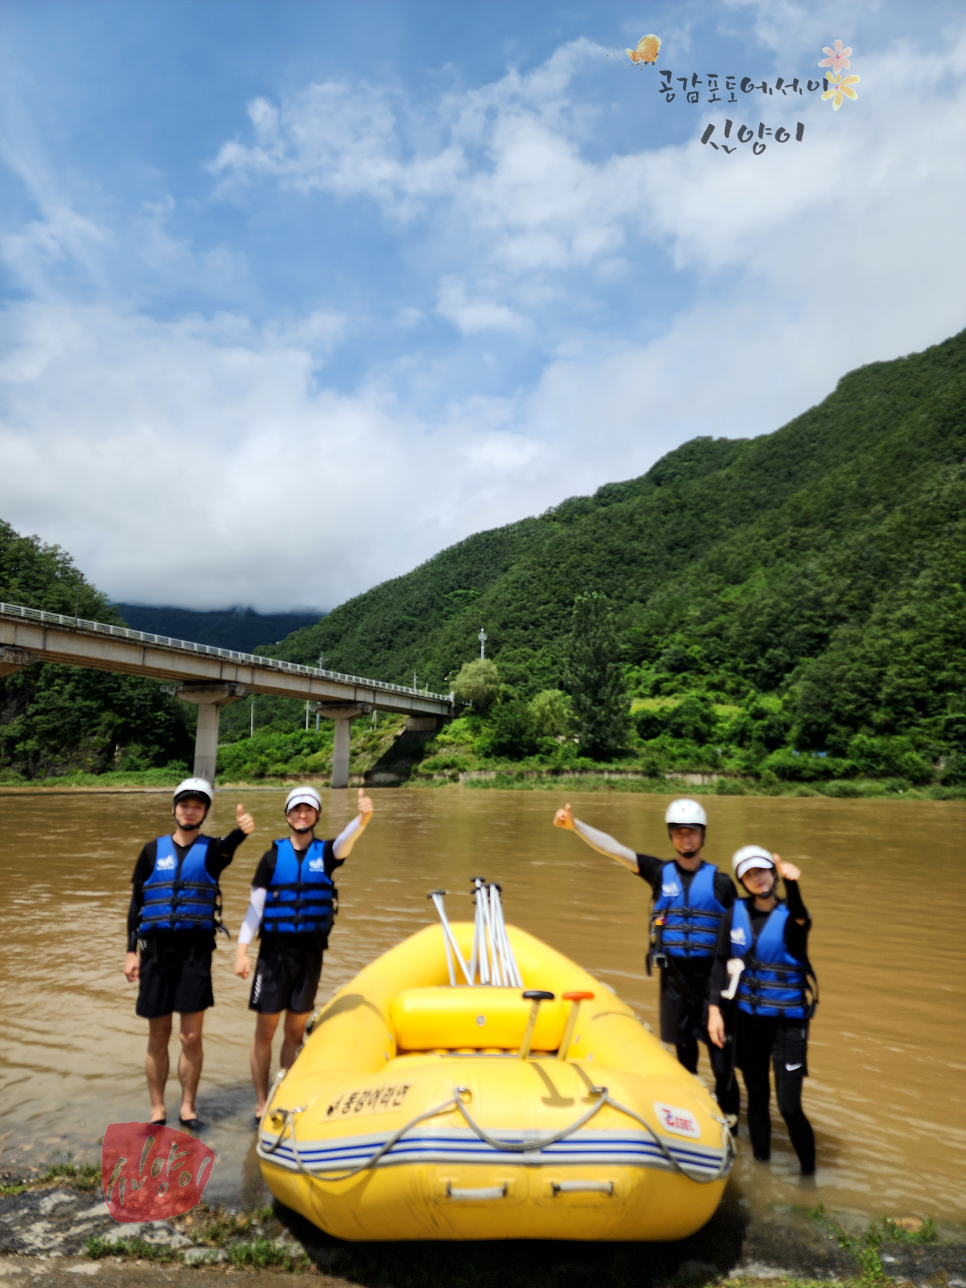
[262,838,335,938]
[652,861,726,958]
[731,899,815,1019]
[139,835,221,935]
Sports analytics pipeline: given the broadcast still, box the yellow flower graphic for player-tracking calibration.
[822,72,860,110]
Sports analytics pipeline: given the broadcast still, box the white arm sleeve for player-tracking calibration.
[237,887,267,945]
[572,817,638,866]
[332,814,365,860]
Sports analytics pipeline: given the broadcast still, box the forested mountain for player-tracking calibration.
[0,523,193,777]
[2,329,963,783]
[115,604,323,654]
[269,330,966,759]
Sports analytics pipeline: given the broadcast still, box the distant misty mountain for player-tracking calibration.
[114,604,324,655]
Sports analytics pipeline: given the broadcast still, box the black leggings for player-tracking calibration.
[735,1011,815,1173]
[676,1035,740,1119]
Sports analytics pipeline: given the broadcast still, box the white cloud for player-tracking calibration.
[2,23,964,615]
[0,301,556,609]
[436,277,529,334]
[210,82,466,218]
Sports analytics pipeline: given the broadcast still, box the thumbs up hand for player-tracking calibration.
[553,803,575,830]
[357,788,374,824]
[236,803,255,836]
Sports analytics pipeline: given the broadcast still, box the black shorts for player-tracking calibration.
[249,936,324,1015]
[136,937,214,1019]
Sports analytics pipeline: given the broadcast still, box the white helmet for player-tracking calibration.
[173,778,213,807]
[665,798,707,828]
[732,845,775,881]
[285,786,322,815]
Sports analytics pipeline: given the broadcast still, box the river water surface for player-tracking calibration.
[0,788,963,1223]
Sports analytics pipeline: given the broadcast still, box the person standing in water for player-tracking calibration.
[707,846,816,1175]
[124,778,255,1128]
[235,785,374,1122]
[553,798,739,1122]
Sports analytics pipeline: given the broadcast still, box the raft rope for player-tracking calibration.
[259,1084,734,1186]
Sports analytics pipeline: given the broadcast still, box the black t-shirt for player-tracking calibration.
[250,837,345,943]
[708,880,811,1006]
[127,828,247,951]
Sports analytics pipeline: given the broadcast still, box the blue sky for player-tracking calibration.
[2,0,964,610]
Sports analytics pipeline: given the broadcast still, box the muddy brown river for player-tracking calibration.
[0,788,963,1224]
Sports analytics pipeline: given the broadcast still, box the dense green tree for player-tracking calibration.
[265,329,965,766]
[0,522,193,778]
[451,659,501,714]
[530,689,571,737]
[564,593,629,760]
[479,700,539,761]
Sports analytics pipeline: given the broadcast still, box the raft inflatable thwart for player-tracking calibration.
[257,884,733,1242]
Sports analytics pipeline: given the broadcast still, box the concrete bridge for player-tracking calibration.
[0,601,452,788]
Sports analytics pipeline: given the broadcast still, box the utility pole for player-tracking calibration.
[250,696,254,738]
[305,699,310,731]
[413,671,418,692]
[478,627,487,660]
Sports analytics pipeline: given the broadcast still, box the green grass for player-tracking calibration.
[84,1235,179,1262]
[808,1206,939,1284]
[454,771,964,799]
[0,768,184,789]
[0,1160,101,1196]
[82,1203,307,1273]
[70,1201,951,1288]
[226,1237,308,1271]
[183,1205,275,1246]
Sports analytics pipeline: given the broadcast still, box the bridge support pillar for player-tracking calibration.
[315,703,371,789]
[0,646,37,678]
[405,715,444,732]
[176,682,247,784]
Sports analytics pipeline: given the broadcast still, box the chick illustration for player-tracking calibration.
[626,34,661,65]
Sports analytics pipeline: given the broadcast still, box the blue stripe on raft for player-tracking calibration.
[257,1127,726,1176]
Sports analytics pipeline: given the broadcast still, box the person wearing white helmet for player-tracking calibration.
[707,846,816,1175]
[123,779,255,1129]
[553,797,738,1122]
[234,785,374,1122]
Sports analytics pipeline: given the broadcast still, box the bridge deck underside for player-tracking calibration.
[0,617,450,718]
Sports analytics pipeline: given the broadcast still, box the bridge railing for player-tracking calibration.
[0,602,450,701]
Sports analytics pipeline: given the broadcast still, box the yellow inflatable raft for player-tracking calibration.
[257,918,733,1241]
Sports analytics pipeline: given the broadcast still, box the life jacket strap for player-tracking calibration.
[263,897,334,923]
[140,909,217,923]
[266,893,333,908]
[738,958,818,1018]
[743,960,806,979]
[141,882,217,899]
[267,881,332,894]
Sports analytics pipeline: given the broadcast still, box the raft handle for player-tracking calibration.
[558,992,594,1062]
[446,1181,507,1201]
[551,1179,613,1196]
[519,992,555,1061]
